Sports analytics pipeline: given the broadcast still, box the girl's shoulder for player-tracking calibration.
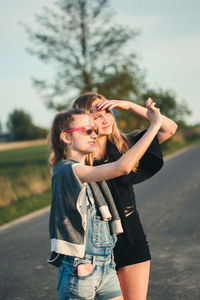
[53,159,79,175]
[52,159,84,188]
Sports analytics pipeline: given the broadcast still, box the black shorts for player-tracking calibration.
[113,210,151,270]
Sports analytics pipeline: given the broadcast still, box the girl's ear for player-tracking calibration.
[60,132,71,144]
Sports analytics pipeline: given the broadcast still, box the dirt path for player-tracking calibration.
[0,139,47,151]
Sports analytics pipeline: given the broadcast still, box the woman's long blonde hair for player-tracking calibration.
[48,109,86,168]
[73,92,138,170]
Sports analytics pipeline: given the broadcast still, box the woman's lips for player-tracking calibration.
[102,124,111,130]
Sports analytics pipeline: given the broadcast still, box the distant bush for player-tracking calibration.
[7,109,48,141]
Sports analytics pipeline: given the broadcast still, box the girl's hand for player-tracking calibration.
[146,99,162,128]
[145,97,156,109]
[95,100,131,111]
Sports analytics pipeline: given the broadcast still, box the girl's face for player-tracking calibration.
[92,99,114,136]
[69,114,98,155]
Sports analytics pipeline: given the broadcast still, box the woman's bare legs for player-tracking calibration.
[117,260,150,300]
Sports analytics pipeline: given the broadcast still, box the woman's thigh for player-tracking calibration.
[117,260,150,300]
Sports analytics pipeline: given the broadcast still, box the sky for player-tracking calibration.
[1,0,200,131]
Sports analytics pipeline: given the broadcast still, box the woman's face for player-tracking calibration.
[69,114,98,154]
[92,99,114,136]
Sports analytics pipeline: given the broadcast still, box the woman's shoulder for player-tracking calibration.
[125,130,144,145]
[126,129,143,137]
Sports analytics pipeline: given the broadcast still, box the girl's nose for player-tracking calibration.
[93,132,98,139]
[102,115,109,124]
[91,131,98,138]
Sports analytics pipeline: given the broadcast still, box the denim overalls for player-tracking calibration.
[57,185,122,300]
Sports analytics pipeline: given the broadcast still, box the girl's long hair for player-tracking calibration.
[48,109,86,168]
[73,92,137,170]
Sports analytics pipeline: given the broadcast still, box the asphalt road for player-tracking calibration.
[0,144,200,300]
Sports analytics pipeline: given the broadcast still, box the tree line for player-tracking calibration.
[0,110,47,141]
[3,0,198,143]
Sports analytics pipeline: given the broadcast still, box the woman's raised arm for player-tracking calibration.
[95,98,178,144]
[73,104,162,183]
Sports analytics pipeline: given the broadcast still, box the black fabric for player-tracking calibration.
[105,131,163,186]
[48,251,64,267]
[114,211,151,270]
[126,130,163,184]
[94,131,164,250]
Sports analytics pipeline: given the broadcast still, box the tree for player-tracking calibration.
[141,88,191,124]
[7,109,47,141]
[23,0,144,110]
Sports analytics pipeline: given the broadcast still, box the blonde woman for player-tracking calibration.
[73,93,178,300]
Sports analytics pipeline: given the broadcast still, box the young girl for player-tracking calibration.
[73,93,178,300]
[48,105,162,300]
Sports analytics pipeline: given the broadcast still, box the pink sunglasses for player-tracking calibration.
[65,125,99,136]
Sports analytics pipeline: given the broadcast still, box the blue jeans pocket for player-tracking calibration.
[76,264,96,279]
[70,258,96,279]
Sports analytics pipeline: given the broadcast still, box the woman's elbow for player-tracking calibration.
[170,121,178,136]
[158,121,178,144]
[164,121,178,137]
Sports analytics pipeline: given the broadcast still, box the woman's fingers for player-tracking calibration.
[96,100,118,111]
[96,100,129,111]
[96,102,112,110]
[96,100,110,109]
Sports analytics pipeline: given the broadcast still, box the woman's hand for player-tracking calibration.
[95,100,131,111]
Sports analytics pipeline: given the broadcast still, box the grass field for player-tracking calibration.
[0,137,200,226]
[0,144,51,225]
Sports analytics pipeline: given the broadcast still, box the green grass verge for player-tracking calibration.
[0,190,51,226]
[0,144,51,226]
[162,137,200,156]
[0,144,50,206]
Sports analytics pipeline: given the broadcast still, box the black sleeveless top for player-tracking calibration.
[94,130,164,243]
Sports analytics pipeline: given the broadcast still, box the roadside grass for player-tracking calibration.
[0,138,200,226]
[0,190,51,226]
[0,144,51,225]
[162,137,200,156]
[0,144,50,206]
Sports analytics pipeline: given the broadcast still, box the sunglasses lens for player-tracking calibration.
[94,128,99,135]
[86,128,93,135]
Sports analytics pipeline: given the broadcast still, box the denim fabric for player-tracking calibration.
[57,186,121,300]
[84,185,117,256]
[57,254,122,300]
